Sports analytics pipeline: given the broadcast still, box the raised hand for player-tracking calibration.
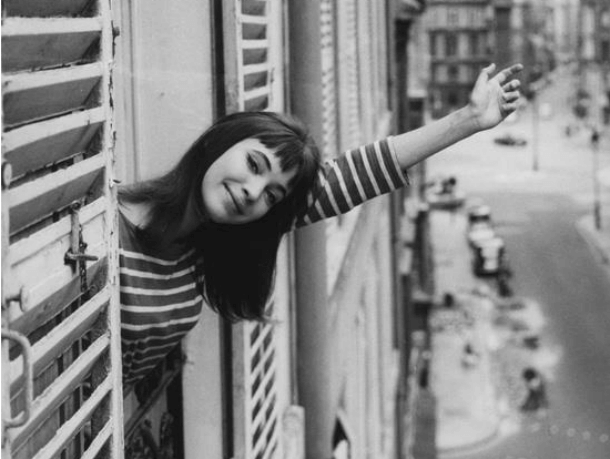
[468,63,524,131]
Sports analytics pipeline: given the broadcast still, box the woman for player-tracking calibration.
[119,63,523,386]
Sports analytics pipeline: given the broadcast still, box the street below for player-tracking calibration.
[427,63,610,459]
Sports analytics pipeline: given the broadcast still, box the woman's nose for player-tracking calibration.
[243,176,266,202]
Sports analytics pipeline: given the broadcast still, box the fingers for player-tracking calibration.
[503,76,520,88]
[502,102,519,115]
[503,90,520,103]
[482,63,497,76]
[494,63,524,84]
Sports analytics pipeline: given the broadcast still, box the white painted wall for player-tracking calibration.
[114,0,215,182]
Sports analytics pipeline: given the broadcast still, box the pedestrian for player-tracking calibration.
[520,367,549,413]
[118,63,523,386]
[461,341,480,369]
[591,127,600,147]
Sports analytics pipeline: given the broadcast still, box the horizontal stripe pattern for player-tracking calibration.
[295,137,409,227]
[118,212,203,386]
[117,137,408,385]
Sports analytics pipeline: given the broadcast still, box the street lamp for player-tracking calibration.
[529,77,545,172]
[591,128,602,230]
[532,89,540,172]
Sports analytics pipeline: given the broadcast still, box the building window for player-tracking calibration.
[430,33,437,57]
[602,40,610,62]
[469,32,479,56]
[446,33,458,57]
[447,91,458,107]
[601,10,610,27]
[447,8,459,27]
[448,65,459,81]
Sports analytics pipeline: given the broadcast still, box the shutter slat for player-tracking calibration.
[78,420,112,459]
[249,337,274,384]
[250,355,276,402]
[10,333,110,448]
[242,38,269,50]
[10,287,110,390]
[8,202,106,328]
[2,64,103,127]
[2,18,101,73]
[243,62,270,75]
[10,198,105,267]
[3,108,105,182]
[10,259,106,339]
[262,430,279,459]
[3,0,95,18]
[240,14,269,25]
[244,85,270,102]
[252,409,277,456]
[8,154,105,235]
[251,384,276,429]
[30,378,112,459]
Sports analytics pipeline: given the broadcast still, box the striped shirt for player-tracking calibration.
[119,137,408,385]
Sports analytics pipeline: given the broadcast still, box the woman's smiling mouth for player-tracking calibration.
[225,184,244,215]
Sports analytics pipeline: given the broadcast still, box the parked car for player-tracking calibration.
[472,236,505,276]
[467,203,492,227]
[427,176,466,210]
[467,222,496,248]
[494,133,527,146]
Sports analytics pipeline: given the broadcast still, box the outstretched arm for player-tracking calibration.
[393,63,523,170]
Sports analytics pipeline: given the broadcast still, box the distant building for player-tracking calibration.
[581,0,610,64]
[424,0,493,118]
[581,0,610,124]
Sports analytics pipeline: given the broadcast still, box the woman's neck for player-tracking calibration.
[175,193,208,240]
[119,193,208,247]
[119,201,151,228]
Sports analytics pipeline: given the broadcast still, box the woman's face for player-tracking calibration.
[201,138,297,224]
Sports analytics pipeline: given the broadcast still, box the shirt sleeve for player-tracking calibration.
[292,136,409,228]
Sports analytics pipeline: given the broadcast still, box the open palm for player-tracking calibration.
[469,63,523,131]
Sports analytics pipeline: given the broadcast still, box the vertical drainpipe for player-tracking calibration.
[288,1,332,459]
[394,16,412,459]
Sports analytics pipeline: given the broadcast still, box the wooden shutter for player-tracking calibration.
[223,0,284,114]
[223,1,287,458]
[1,1,123,459]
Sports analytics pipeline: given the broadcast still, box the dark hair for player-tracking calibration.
[119,112,320,321]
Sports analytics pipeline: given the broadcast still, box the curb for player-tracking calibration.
[575,217,610,281]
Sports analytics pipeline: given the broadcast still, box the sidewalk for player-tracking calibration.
[428,210,501,455]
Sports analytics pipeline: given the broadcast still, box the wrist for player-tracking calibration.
[456,105,482,136]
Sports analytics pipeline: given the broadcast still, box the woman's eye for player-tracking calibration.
[266,190,278,206]
[247,155,259,173]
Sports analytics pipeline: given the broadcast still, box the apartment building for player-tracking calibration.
[424,0,493,118]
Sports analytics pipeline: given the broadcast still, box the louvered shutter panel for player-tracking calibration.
[336,0,362,151]
[1,1,123,459]
[223,0,284,113]
[223,1,285,458]
[320,0,339,160]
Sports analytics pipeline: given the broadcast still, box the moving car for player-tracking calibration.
[494,133,527,146]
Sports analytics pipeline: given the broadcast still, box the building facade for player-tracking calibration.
[2,1,432,459]
[580,0,610,125]
[424,0,493,118]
